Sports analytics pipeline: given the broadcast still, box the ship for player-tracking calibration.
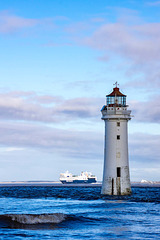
[60,171,97,184]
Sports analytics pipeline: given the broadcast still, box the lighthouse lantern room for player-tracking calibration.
[101,82,132,195]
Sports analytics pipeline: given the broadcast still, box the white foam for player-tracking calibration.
[6,213,67,224]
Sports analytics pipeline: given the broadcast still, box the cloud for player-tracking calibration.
[0,11,39,33]
[33,95,62,104]
[59,98,101,118]
[0,91,101,123]
[0,147,24,152]
[0,91,159,124]
[0,121,103,160]
[0,11,59,35]
[72,14,160,89]
[129,133,160,162]
[84,22,160,64]
[130,96,160,123]
[0,121,159,168]
[129,132,160,181]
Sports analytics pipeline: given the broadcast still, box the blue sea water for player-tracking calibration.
[0,186,159,239]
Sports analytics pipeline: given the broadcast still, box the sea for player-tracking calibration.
[0,185,159,240]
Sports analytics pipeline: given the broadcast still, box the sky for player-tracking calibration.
[0,0,160,182]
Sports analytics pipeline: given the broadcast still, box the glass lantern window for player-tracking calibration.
[107,96,126,106]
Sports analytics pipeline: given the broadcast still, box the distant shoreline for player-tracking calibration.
[0,181,159,187]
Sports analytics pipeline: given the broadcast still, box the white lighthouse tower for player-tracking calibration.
[101,82,132,195]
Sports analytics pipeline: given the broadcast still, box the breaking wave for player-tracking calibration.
[0,213,67,225]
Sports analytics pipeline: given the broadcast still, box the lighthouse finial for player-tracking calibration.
[114,81,119,88]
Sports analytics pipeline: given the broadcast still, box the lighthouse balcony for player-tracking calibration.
[101,105,131,115]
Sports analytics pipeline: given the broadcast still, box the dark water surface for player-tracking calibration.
[0,186,159,239]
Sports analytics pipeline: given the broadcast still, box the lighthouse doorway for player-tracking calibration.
[117,167,121,177]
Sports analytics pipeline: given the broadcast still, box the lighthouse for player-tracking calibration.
[101,82,132,195]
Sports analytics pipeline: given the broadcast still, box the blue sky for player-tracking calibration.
[0,0,160,181]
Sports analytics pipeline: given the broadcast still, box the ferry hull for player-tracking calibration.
[61,178,97,184]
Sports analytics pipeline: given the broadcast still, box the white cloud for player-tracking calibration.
[70,14,160,89]
[129,133,160,162]
[0,91,101,123]
[0,11,58,34]
[0,119,159,181]
[0,119,159,165]
[0,147,24,152]
[84,22,160,64]
[0,11,39,33]
[0,121,103,161]
[130,96,160,123]
[0,91,159,124]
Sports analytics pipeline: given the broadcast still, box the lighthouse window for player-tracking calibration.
[116,152,120,158]
[117,167,121,177]
[117,122,120,127]
[117,135,120,140]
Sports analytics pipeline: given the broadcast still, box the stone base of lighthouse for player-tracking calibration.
[101,171,132,195]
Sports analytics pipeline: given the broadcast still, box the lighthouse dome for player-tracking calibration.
[106,86,126,107]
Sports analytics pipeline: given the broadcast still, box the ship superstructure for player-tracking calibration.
[60,171,97,184]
